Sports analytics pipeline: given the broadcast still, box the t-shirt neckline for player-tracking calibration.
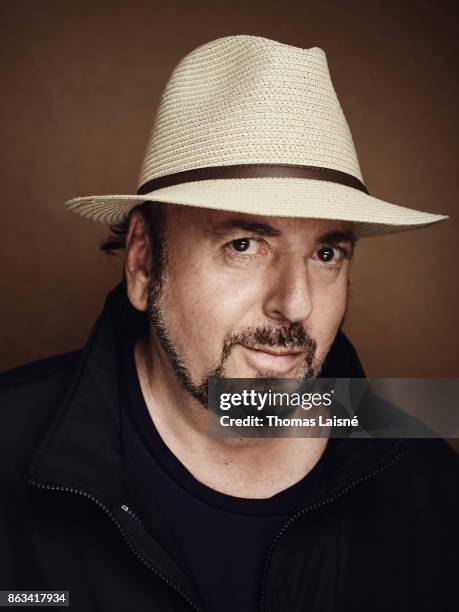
[121,335,340,517]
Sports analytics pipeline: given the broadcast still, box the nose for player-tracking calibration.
[263,255,313,324]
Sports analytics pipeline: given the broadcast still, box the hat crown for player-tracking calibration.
[139,35,363,188]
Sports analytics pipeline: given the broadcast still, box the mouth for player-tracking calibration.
[239,344,305,372]
[245,345,304,357]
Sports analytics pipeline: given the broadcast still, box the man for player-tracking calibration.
[0,35,457,612]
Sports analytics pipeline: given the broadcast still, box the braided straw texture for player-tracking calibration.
[65,35,447,236]
[139,35,362,186]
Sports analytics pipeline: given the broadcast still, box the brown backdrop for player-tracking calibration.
[1,0,458,383]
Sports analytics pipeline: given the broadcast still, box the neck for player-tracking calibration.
[134,336,328,499]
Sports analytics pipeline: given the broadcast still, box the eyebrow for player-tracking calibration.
[316,230,357,247]
[209,218,282,237]
[209,218,356,244]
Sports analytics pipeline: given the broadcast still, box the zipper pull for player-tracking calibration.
[120,503,145,526]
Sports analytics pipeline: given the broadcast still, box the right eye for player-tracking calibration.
[227,238,260,254]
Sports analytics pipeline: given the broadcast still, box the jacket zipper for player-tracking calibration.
[258,444,404,612]
[28,479,204,612]
[120,503,145,526]
[28,445,403,612]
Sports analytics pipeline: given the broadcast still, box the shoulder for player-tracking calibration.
[396,438,458,506]
[401,437,458,475]
[0,351,82,466]
[0,350,82,390]
[0,351,82,418]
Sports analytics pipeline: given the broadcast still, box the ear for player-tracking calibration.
[124,210,152,312]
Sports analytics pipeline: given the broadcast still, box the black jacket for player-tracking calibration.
[1,284,457,611]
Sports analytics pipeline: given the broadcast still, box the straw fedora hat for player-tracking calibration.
[65,34,448,237]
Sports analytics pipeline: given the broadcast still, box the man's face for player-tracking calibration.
[144,205,354,406]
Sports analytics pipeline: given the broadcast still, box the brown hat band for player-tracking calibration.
[137,164,369,196]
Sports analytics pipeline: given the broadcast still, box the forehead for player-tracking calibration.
[166,204,353,240]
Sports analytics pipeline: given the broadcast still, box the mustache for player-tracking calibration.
[221,323,317,362]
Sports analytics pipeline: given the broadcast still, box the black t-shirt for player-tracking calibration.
[119,338,339,612]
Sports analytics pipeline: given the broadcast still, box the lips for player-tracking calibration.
[239,344,305,373]
[242,345,304,357]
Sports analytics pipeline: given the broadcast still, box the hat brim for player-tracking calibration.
[65,178,448,238]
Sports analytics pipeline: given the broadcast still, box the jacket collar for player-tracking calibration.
[27,283,131,505]
[28,282,401,508]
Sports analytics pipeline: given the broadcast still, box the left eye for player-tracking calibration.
[229,238,259,254]
[314,246,345,265]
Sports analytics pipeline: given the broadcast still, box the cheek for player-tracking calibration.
[310,274,348,359]
[157,258,259,360]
